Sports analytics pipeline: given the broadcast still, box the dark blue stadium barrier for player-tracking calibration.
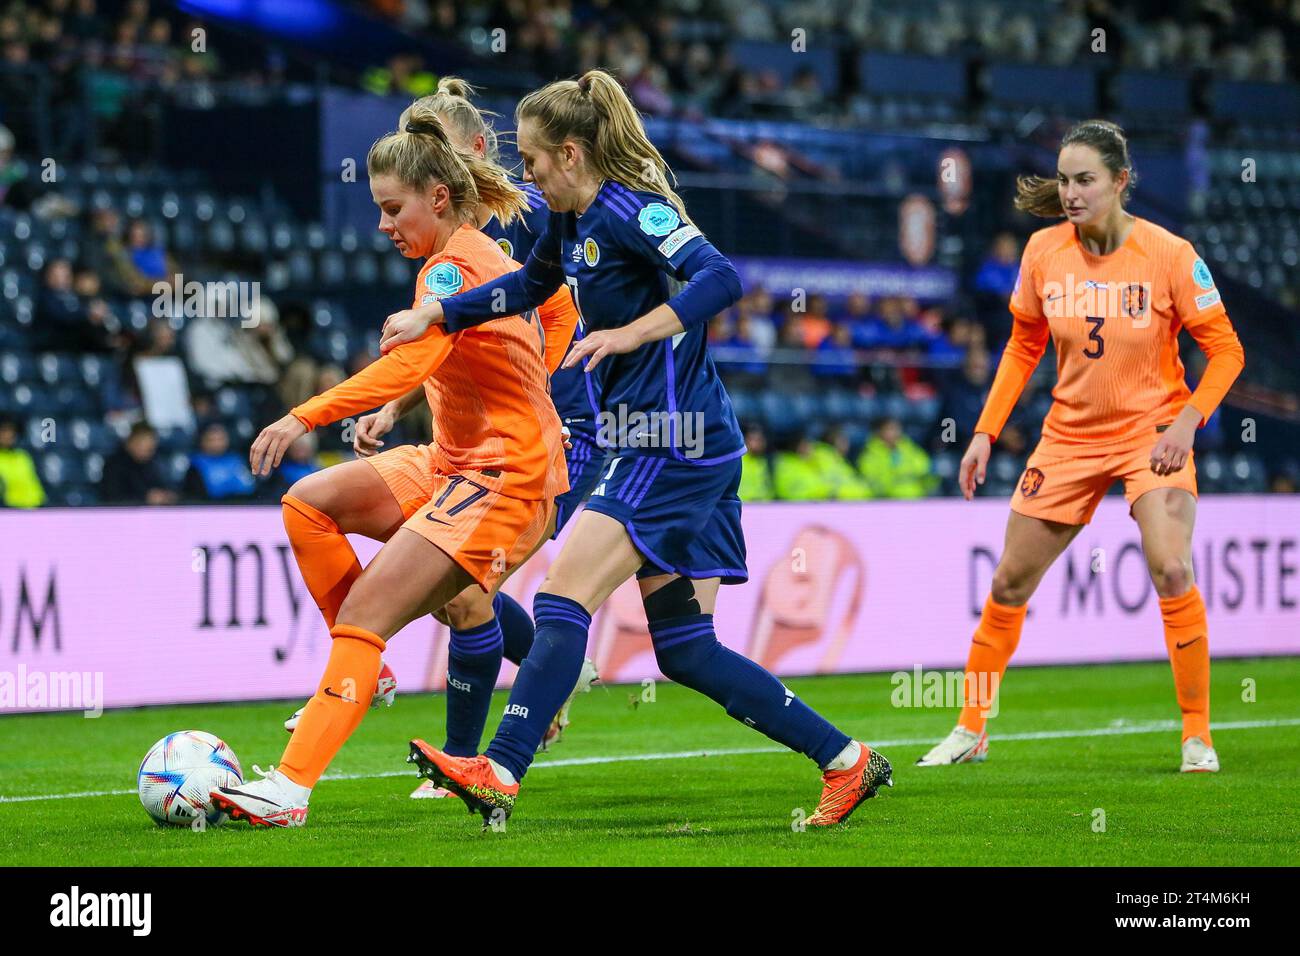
[985,62,1098,113]
[728,39,840,90]
[1114,71,1191,118]
[1210,81,1300,123]
[858,52,967,101]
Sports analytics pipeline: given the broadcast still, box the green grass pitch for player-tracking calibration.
[1,657,1297,866]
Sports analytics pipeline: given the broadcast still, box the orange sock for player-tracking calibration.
[957,596,1028,734]
[282,494,363,629]
[1160,586,1212,745]
[279,624,385,789]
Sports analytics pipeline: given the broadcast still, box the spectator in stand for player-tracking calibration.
[810,321,858,385]
[708,312,734,346]
[100,420,177,504]
[84,207,155,295]
[185,293,293,389]
[182,421,256,502]
[0,123,35,210]
[772,435,834,500]
[739,423,773,502]
[0,413,45,508]
[838,291,875,330]
[974,232,1022,342]
[852,295,927,350]
[743,287,778,352]
[857,415,936,499]
[928,314,976,364]
[794,293,834,348]
[273,432,320,493]
[36,258,119,352]
[809,425,872,500]
[125,218,178,284]
[974,232,1021,298]
[939,346,992,442]
[714,311,768,383]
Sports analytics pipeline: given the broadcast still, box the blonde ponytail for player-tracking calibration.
[518,69,693,224]
[397,76,502,163]
[369,100,527,227]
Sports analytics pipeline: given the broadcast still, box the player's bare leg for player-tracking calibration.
[215,532,474,827]
[280,461,405,734]
[919,511,1082,766]
[1132,487,1217,771]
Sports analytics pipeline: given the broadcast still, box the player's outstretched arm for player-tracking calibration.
[250,330,454,476]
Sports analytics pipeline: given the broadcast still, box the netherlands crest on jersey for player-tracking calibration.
[1192,258,1214,290]
[637,202,680,237]
[424,262,464,299]
[583,237,600,267]
[497,237,513,258]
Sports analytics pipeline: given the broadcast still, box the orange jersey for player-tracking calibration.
[976,217,1244,450]
[292,224,571,500]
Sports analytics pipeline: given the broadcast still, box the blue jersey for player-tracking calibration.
[482,179,594,435]
[536,183,745,465]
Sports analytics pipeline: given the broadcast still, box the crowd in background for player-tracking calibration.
[1,0,1297,508]
[362,0,1300,118]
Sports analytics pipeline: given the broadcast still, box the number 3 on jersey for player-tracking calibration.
[1083,315,1104,359]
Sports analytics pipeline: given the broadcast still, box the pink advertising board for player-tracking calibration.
[1,496,1297,712]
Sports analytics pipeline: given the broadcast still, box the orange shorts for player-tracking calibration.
[365,444,554,592]
[1010,438,1197,526]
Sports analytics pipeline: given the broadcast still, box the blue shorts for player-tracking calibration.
[552,428,607,537]
[581,451,748,584]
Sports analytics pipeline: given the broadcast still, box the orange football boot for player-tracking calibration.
[408,739,518,824]
[807,742,893,826]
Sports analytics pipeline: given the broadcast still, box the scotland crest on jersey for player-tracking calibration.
[637,202,681,238]
[424,262,464,299]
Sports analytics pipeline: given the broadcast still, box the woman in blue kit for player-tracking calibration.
[383,71,892,827]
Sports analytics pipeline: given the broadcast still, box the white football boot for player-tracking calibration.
[410,779,453,799]
[210,765,309,828]
[1180,736,1220,773]
[538,657,600,752]
[915,725,989,766]
[284,661,398,732]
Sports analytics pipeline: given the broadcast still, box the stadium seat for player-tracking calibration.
[0,351,38,385]
[214,387,255,421]
[36,353,80,386]
[66,418,120,454]
[820,389,857,422]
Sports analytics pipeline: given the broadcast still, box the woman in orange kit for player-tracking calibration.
[917,120,1245,773]
[209,104,575,828]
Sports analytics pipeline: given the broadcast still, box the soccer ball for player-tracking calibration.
[137,731,243,827]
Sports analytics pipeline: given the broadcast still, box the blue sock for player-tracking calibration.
[484,593,590,781]
[443,617,504,757]
[493,592,535,666]
[649,614,849,768]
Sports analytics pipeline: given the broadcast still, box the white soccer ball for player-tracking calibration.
[137,731,243,827]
